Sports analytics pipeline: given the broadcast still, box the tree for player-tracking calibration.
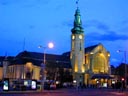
[116,63,126,77]
[111,65,116,75]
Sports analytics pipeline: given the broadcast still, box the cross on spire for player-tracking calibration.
[76,0,79,8]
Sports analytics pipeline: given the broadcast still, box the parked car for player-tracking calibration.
[50,83,56,90]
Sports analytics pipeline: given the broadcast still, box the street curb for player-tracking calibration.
[0,90,64,94]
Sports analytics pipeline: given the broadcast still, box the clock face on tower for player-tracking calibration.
[72,35,75,40]
[79,35,82,39]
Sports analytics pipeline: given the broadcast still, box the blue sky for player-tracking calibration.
[0,0,128,66]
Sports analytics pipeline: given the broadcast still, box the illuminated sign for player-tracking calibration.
[3,78,9,91]
[31,80,37,90]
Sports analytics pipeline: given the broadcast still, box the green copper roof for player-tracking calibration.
[71,7,84,34]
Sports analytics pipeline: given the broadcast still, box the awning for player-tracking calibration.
[91,74,113,79]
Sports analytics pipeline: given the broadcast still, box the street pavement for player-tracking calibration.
[0,88,128,96]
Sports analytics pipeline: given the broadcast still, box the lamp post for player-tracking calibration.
[117,50,127,87]
[38,42,54,91]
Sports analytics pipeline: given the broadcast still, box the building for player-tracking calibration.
[0,5,112,89]
[0,56,14,81]
[84,44,111,87]
[70,7,111,87]
[0,51,72,90]
[0,44,111,88]
[70,7,85,85]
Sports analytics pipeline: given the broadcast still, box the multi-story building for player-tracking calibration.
[70,7,111,87]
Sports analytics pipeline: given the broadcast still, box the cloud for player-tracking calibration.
[110,58,120,67]
[0,0,20,5]
[62,21,73,28]
[63,20,109,31]
[84,20,109,31]
[119,20,128,33]
[85,20,128,34]
[63,19,128,41]
[67,19,128,41]
[0,0,51,6]
[87,31,128,41]
[111,58,119,62]
[121,20,128,25]
[29,25,35,29]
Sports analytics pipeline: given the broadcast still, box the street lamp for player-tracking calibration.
[117,50,127,87]
[38,42,54,91]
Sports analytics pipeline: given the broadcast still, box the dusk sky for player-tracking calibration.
[0,0,128,66]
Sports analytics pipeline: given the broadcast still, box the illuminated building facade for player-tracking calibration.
[0,51,71,89]
[84,44,111,86]
[70,7,111,86]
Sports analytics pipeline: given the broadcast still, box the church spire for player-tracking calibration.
[71,0,84,34]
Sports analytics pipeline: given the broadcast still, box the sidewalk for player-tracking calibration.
[0,88,65,94]
[1,88,128,94]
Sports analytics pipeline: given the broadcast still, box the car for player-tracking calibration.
[50,83,56,90]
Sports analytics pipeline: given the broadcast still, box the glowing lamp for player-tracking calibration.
[122,78,124,81]
[48,42,54,48]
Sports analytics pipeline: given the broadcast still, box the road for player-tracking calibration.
[0,88,128,96]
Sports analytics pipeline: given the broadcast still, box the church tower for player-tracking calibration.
[71,6,85,85]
